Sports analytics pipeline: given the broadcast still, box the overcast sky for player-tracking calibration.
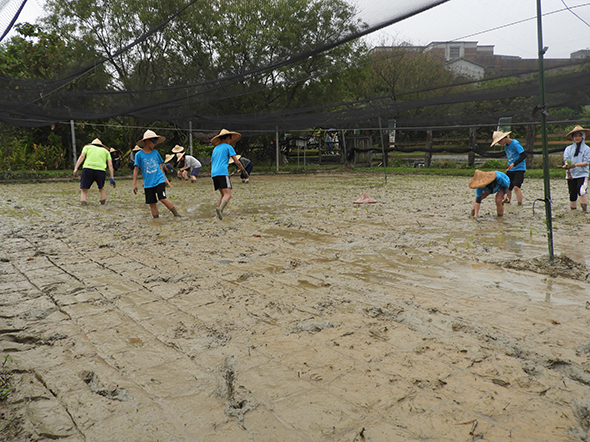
[11,0,590,59]
[368,0,590,59]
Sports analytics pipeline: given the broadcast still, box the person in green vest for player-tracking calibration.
[73,138,115,206]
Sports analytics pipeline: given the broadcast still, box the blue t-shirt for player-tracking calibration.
[475,171,510,197]
[211,143,237,177]
[134,149,166,188]
[504,139,526,171]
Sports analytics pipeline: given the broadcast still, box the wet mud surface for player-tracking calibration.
[1,173,590,441]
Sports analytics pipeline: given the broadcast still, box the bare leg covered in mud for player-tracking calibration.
[216,188,231,220]
[471,189,505,218]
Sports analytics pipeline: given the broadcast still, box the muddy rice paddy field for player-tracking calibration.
[1,172,590,442]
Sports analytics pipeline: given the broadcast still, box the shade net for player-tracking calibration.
[0,0,588,135]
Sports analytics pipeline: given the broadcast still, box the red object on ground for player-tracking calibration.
[353,193,377,204]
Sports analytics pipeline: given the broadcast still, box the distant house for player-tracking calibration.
[444,58,485,80]
[372,41,586,80]
[571,49,590,60]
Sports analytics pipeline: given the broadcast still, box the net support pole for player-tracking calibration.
[276,126,279,172]
[378,117,387,183]
[70,120,77,164]
[341,129,347,164]
[536,0,555,265]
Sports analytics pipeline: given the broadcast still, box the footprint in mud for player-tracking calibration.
[81,370,131,401]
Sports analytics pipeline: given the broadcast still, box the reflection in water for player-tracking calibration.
[545,279,552,303]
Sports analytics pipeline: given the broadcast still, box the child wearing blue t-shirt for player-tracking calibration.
[210,129,249,220]
[491,131,526,205]
[469,170,510,219]
[132,130,181,219]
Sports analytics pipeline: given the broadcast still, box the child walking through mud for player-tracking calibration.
[132,129,181,219]
[210,129,248,220]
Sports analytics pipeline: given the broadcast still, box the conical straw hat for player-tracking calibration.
[469,170,497,189]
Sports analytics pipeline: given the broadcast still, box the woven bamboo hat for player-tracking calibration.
[469,170,497,189]
[228,154,241,164]
[136,129,166,147]
[164,154,175,163]
[566,125,590,140]
[90,138,108,149]
[132,145,141,152]
[211,129,241,146]
[490,131,511,147]
[172,145,185,153]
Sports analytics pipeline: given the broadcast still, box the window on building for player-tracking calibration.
[449,46,461,59]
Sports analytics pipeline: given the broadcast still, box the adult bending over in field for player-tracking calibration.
[563,125,590,212]
[73,138,115,206]
[469,170,510,219]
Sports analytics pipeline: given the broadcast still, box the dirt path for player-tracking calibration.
[1,173,589,442]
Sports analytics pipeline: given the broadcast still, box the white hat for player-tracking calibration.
[228,154,242,164]
[136,129,166,147]
[490,131,511,147]
[211,129,241,146]
[90,138,108,149]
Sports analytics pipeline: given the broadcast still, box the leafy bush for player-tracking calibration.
[0,132,68,171]
[479,159,503,169]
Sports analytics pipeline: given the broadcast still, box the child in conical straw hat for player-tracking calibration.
[132,129,181,219]
[469,169,510,219]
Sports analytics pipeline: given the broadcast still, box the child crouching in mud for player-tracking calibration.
[469,169,510,219]
[133,130,181,219]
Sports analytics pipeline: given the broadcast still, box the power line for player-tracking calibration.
[560,0,590,28]
[451,3,590,42]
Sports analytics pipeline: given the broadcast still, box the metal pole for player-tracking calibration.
[341,129,347,164]
[276,126,279,172]
[70,120,77,165]
[189,120,193,156]
[303,140,309,170]
[378,117,387,182]
[536,0,554,264]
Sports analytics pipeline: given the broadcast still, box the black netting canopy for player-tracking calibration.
[0,0,589,133]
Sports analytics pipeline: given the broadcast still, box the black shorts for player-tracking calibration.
[80,168,106,190]
[567,177,586,202]
[212,175,231,191]
[144,182,167,204]
[506,170,525,190]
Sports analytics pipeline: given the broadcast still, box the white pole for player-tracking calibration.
[189,121,193,156]
[70,120,77,164]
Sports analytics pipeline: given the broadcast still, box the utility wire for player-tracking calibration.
[451,3,590,42]
[560,0,590,28]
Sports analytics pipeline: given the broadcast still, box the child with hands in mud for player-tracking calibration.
[469,170,510,219]
[132,130,181,219]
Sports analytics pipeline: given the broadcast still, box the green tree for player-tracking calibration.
[40,0,367,127]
